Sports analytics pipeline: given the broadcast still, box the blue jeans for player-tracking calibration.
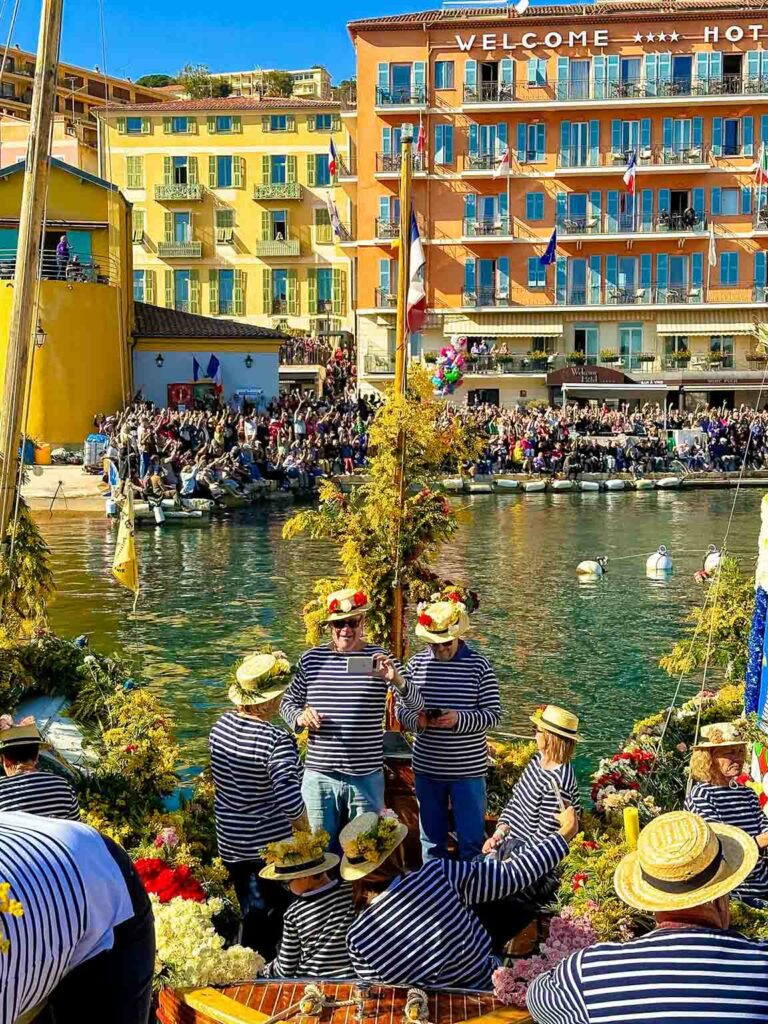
[302,768,385,854]
[414,773,487,861]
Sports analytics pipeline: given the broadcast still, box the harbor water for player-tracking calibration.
[39,488,765,776]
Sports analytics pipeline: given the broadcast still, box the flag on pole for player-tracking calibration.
[406,208,426,333]
[755,142,768,186]
[326,191,343,238]
[206,354,222,389]
[539,228,557,266]
[623,150,637,195]
[708,223,718,268]
[108,460,120,495]
[192,356,202,382]
[415,121,426,157]
[745,496,768,804]
[514,0,529,12]
[494,144,510,179]
[112,486,139,609]
[328,137,338,179]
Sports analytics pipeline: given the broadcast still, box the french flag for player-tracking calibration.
[406,208,426,333]
[623,150,637,195]
[328,137,337,179]
[415,122,426,157]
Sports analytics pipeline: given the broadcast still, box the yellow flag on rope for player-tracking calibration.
[112,487,139,606]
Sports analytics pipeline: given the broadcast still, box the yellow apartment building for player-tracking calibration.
[215,67,333,100]
[346,0,768,408]
[96,96,354,343]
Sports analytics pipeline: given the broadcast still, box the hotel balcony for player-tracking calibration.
[375,152,425,177]
[463,217,512,240]
[154,183,204,201]
[375,218,400,242]
[556,145,711,172]
[254,239,301,257]
[457,284,755,310]
[157,241,202,258]
[365,353,397,374]
[754,209,768,232]
[253,182,303,201]
[374,86,427,110]
[374,288,398,309]
[556,211,708,239]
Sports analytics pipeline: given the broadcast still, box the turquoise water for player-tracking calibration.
[38,488,764,775]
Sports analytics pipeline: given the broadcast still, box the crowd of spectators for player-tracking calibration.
[278,338,356,399]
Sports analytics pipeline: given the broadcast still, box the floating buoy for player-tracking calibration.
[468,481,492,494]
[656,477,681,489]
[604,479,626,491]
[522,480,546,492]
[634,479,655,491]
[551,479,574,491]
[496,479,519,491]
[105,497,117,517]
[153,503,166,525]
[646,545,673,574]
[442,477,464,492]
[579,480,600,492]
[703,545,722,575]
[576,556,607,578]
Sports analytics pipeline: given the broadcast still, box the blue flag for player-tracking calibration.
[206,354,222,385]
[192,357,202,382]
[539,228,557,266]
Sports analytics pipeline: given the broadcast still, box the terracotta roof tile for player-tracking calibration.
[133,302,287,340]
[98,96,340,114]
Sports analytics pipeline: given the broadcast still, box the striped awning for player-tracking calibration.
[656,311,757,336]
[443,314,563,337]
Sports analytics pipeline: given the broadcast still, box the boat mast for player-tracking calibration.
[390,123,414,662]
[0,0,63,552]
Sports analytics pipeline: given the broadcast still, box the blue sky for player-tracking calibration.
[12,0,437,85]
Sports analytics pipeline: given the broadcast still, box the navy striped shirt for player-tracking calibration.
[527,927,768,1024]
[267,879,355,979]
[280,645,423,776]
[498,754,581,843]
[397,643,501,778]
[209,711,305,864]
[0,813,133,1024]
[0,772,80,821]
[685,781,768,900]
[348,833,567,989]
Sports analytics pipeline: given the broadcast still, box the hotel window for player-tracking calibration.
[315,208,332,244]
[434,124,454,165]
[574,325,599,362]
[215,208,235,243]
[719,188,739,216]
[376,61,426,104]
[378,259,398,302]
[172,156,190,185]
[308,153,331,187]
[125,155,144,188]
[126,116,144,134]
[434,61,454,90]
[270,155,287,183]
[174,269,190,311]
[215,115,233,133]
[133,269,145,302]
[710,335,734,367]
[270,115,288,132]
[131,209,145,243]
[619,324,643,369]
[218,269,235,315]
[262,209,288,241]
[664,334,689,357]
[527,58,547,86]
[719,251,739,286]
[526,192,544,221]
[517,123,545,163]
[316,267,333,312]
[723,118,741,156]
[527,257,546,289]
[172,116,190,133]
[172,212,191,243]
[314,113,332,131]
[272,268,288,312]
[210,155,233,187]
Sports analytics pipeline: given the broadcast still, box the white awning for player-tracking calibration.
[561,383,671,392]
[656,311,757,335]
[443,314,563,337]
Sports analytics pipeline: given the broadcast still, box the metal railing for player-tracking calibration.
[754,285,768,302]
[157,241,202,258]
[154,183,204,201]
[463,82,515,104]
[0,249,120,286]
[463,217,512,237]
[464,152,500,172]
[375,86,426,106]
[255,239,301,257]
[374,289,397,308]
[375,152,425,173]
[375,218,400,239]
[365,353,397,373]
[755,208,768,230]
[465,74,768,105]
[556,212,708,235]
[461,355,554,374]
[253,182,303,200]
[462,289,508,307]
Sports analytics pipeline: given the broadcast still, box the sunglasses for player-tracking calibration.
[332,617,363,630]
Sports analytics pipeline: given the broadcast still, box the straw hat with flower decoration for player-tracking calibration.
[228,650,291,713]
[259,829,339,881]
[415,599,470,645]
[614,810,758,913]
[325,588,372,623]
[530,704,583,743]
[339,811,409,881]
[693,721,750,750]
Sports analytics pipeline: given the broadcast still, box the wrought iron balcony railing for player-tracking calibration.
[374,288,398,308]
[157,241,202,258]
[253,182,303,201]
[463,217,511,237]
[374,86,426,106]
[375,152,425,173]
[375,218,400,240]
[462,82,515,104]
[154,183,204,201]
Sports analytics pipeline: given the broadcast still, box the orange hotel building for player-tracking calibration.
[342,0,768,406]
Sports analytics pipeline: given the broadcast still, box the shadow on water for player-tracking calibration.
[38,489,764,776]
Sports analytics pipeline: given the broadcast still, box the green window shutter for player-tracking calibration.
[262,268,272,314]
[287,268,299,315]
[136,156,144,187]
[189,270,200,314]
[332,115,341,132]
[164,270,173,307]
[145,270,155,305]
[232,116,242,133]
[286,114,296,132]
[262,115,271,132]
[131,208,144,242]
[125,156,134,187]
[188,118,198,134]
[233,156,244,188]
[307,115,316,132]
[262,154,271,184]
[306,154,316,187]
[261,210,271,241]
[234,269,246,316]
[163,211,173,243]
[163,116,172,134]
[141,117,150,134]
[307,268,317,313]
[188,156,198,184]
[333,267,345,315]
[209,269,219,314]
[287,155,297,184]
[117,116,126,134]
[163,156,172,185]
[208,155,217,188]
[207,115,217,133]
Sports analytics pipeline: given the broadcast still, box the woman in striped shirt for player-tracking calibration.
[684,720,768,906]
[0,722,80,820]
[261,831,355,979]
[209,651,307,957]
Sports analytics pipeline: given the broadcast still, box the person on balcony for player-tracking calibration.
[55,233,71,279]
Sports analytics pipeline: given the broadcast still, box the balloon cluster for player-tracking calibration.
[431,336,467,396]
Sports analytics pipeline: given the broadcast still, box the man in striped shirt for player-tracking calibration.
[396,598,501,859]
[527,811,768,1024]
[0,723,80,820]
[281,588,423,849]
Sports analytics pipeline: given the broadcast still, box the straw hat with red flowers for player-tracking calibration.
[325,588,372,623]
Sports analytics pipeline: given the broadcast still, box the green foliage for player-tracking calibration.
[262,71,294,97]
[177,64,231,99]
[0,500,54,638]
[487,739,537,816]
[659,558,754,682]
[136,74,176,87]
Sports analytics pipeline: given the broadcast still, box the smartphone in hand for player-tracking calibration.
[425,708,444,721]
[347,655,375,675]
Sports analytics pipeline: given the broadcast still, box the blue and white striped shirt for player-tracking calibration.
[0,813,133,1024]
[499,754,581,843]
[527,927,768,1024]
[267,879,355,979]
[280,645,422,776]
[0,772,80,821]
[348,833,567,989]
[397,643,501,778]
[685,781,768,900]
[209,711,305,864]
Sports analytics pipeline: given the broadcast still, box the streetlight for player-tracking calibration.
[34,322,46,348]
[244,354,253,368]
[155,353,164,368]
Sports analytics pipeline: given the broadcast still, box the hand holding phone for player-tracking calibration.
[347,655,375,675]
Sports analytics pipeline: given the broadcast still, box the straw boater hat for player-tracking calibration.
[259,830,339,882]
[339,811,409,881]
[0,723,45,753]
[415,600,470,645]
[614,810,758,913]
[325,588,372,623]
[228,651,291,709]
[693,721,750,750]
[531,704,583,743]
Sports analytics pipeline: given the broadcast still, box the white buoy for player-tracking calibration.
[646,545,673,573]
[703,545,722,574]
[578,480,600,492]
[153,503,166,525]
[105,497,117,517]
[576,556,607,578]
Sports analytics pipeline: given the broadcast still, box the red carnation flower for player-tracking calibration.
[760,793,768,808]
[582,840,599,851]
[418,614,433,627]
[572,873,589,891]
[124,744,138,754]
[736,773,751,786]
[447,591,463,603]
[352,591,368,607]
[329,598,340,613]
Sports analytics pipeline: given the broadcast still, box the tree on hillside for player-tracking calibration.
[335,77,356,104]
[136,74,176,88]
[177,63,231,99]
[262,70,294,97]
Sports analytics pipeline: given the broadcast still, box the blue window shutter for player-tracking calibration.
[556,191,567,226]
[692,252,703,289]
[379,197,390,222]
[710,51,722,79]
[498,191,508,223]
[641,188,653,229]
[606,190,619,230]
[464,257,476,294]
[744,115,755,157]
[497,256,510,296]
[711,186,721,216]
[640,253,652,289]
[556,255,567,302]
[732,251,740,283]
[696,52,709,84]
[525,193,534,220]
[465,193,477,221]
[662,118,673,151]
[593,55,606,99]
[590,190,601,225]
[560,120,571,159]
[557,57,569,99]
[644,54,658,95]
[659,188,671,214]
[444,125,454,164]
[536,123,545,159]
[607,55,619,87]
[761,114,768,144]
[377,63,389,93]
[516,123,526,162]
[589,120,600,164]
[469,123,478,155]
[755,250,767,285]
[434,125,444,164]
[589,255,601,303]
[742,186,753,215]
[497,122,508,150]
[692,187,705,220]
[464,59,477,87]
[412,62,426,96]
[379,258,390,292]
[382,127,392,154]
[748,51,760,82]
[611,119,621,153]
[657,253,668,291]
[712,117,723,156]
[500,58,513,85]
[606,254,618,290]
[692,117,703,148]
[658,52,671,86]
[640,118,651,150]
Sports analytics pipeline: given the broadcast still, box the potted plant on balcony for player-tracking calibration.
[497,354,516,370]
[600,349,619,364]
[637,352,657,364]
[566,351,586,364]
[673,349,691,366]
[423,351,438,364]
[747,350,768,366]
[528,349,549,369]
